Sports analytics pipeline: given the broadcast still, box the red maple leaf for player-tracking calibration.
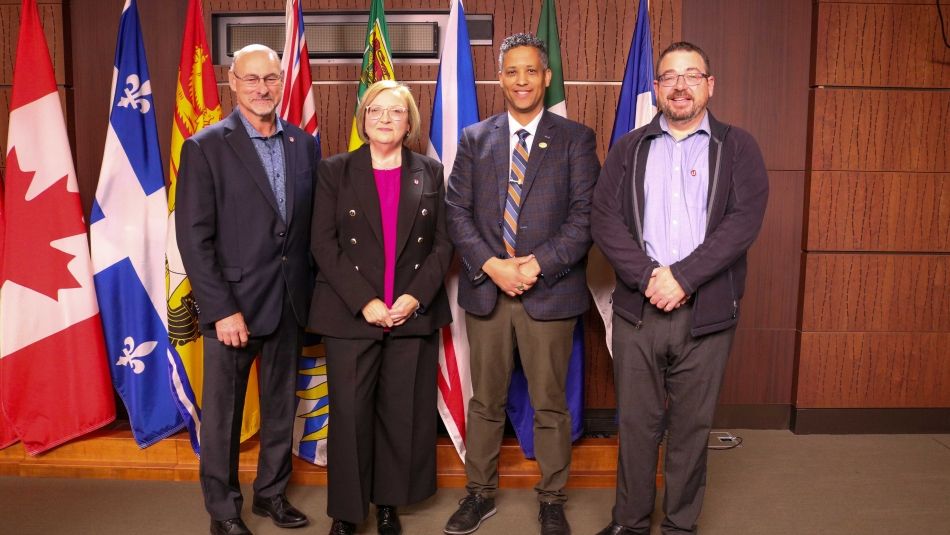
[2,147,84,299]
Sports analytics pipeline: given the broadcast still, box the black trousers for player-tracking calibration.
[324,333,439,524]
[199,297,302,521]
[611,304,735,534]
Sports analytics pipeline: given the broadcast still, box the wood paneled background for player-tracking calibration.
[2,0,946,432]
[799,0,950,418]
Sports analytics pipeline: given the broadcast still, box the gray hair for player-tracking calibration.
[497,33,549,71]
[230,44,280,72]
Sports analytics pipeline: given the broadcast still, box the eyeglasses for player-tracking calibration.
[656,72,710,87]
[232,72,282,87]
[366,105,409,122]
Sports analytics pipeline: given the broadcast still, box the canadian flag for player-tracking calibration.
[0,0,115,454]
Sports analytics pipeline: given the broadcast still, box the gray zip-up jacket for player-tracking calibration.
[591,111,769,337]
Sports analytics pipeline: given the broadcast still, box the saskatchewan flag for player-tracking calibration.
[537,0,566,117]
[348,0,396,151]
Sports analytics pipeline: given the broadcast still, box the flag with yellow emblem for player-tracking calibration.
[348,0,395,151]
[165,0,260,453]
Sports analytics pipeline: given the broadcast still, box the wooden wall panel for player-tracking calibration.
[798,333,950,407]
[683,0,811,171]
[811,90,950,172]
[807,171,950,252]
[801,254,950,332]
[815,2,950,88]
[719,328,795,405]
[741,171,805,330]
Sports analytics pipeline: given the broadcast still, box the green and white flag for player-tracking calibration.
[537,0,566,117]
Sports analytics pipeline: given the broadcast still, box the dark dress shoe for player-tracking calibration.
[329,519,356,535]
[538,502,571,535]
[251,494,309,528]
[376,505,402,535]
[210,518,253,535]
[444,494,496,534]
[594,522,636,535]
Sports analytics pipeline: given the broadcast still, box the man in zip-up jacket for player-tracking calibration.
[590,42,768,535]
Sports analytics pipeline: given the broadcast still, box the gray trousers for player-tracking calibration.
[199,297,302,521]
[463,294,576,503]
[611,304,735,534]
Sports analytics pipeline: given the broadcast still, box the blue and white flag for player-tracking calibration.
[427,0,479,461]
[610,0,657,148]
[90,0,184,447]
[588,0,657,355]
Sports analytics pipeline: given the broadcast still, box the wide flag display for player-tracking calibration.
[0,0,115,454]
[166,0,260,453]
[91,0,184,448]
[587,0,656,354]
[279,0,329,466]
[426,0,479,461]
[348,0,395,151]
[504,0,585,459]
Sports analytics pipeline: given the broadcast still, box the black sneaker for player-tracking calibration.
[539,502,570,535]
[443,494,497,534]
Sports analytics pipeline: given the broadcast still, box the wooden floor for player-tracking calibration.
[0,428,640,488]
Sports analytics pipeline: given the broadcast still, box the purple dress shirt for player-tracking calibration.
[642,113,711,266]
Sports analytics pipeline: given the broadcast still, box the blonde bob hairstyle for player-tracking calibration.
[355,80,421,146]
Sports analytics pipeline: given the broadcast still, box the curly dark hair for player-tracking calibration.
[498,32,549,71]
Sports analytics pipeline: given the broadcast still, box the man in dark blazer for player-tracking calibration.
[176,44,316,535]
[443,33,600,535]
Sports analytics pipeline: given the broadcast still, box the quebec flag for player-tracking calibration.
[90,0,184,447]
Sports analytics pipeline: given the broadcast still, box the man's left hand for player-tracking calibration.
[645,266,687,312]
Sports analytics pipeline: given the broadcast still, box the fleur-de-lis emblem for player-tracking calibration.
[117,74,152,114]
[115,336,158,374]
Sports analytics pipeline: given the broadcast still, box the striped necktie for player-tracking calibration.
[504,129,530,257]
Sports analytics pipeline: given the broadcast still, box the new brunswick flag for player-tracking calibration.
[165,0,260,453]
[348,0,395,151]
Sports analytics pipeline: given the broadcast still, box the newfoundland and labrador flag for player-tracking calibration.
[427,0,479,461]
[0,0,115,454]
[588,0,657,355]
[90,0,184,448]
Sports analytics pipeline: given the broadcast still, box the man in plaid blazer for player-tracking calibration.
[443,33,600,535]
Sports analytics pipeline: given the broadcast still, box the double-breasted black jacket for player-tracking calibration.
[308,145,453,339]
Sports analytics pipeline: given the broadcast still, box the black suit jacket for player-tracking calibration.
[308,146,453,339]
[176,110,317,337]
[445,111,600,320]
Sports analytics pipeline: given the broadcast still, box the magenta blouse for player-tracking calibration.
[373,167,401,307]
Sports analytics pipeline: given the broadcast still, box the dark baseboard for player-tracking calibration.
[582,404,792,436]
[713,404,791,429]
[793,408,950,434]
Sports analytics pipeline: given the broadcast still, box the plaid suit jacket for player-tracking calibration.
[446,111,600,320]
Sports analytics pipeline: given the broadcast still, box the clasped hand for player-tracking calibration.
[362,294,420,328]
[645,266,687,312]
[483,255,540,297]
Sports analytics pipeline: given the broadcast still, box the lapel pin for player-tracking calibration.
[538,142,548,149]
[413,179,420,185]
[289,136,295,143]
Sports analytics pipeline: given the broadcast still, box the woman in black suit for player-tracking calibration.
[309,80,453,535]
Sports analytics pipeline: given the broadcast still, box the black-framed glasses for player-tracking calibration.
[656,72,710,87]
[366,105,409,122]
[232,72,282,87]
